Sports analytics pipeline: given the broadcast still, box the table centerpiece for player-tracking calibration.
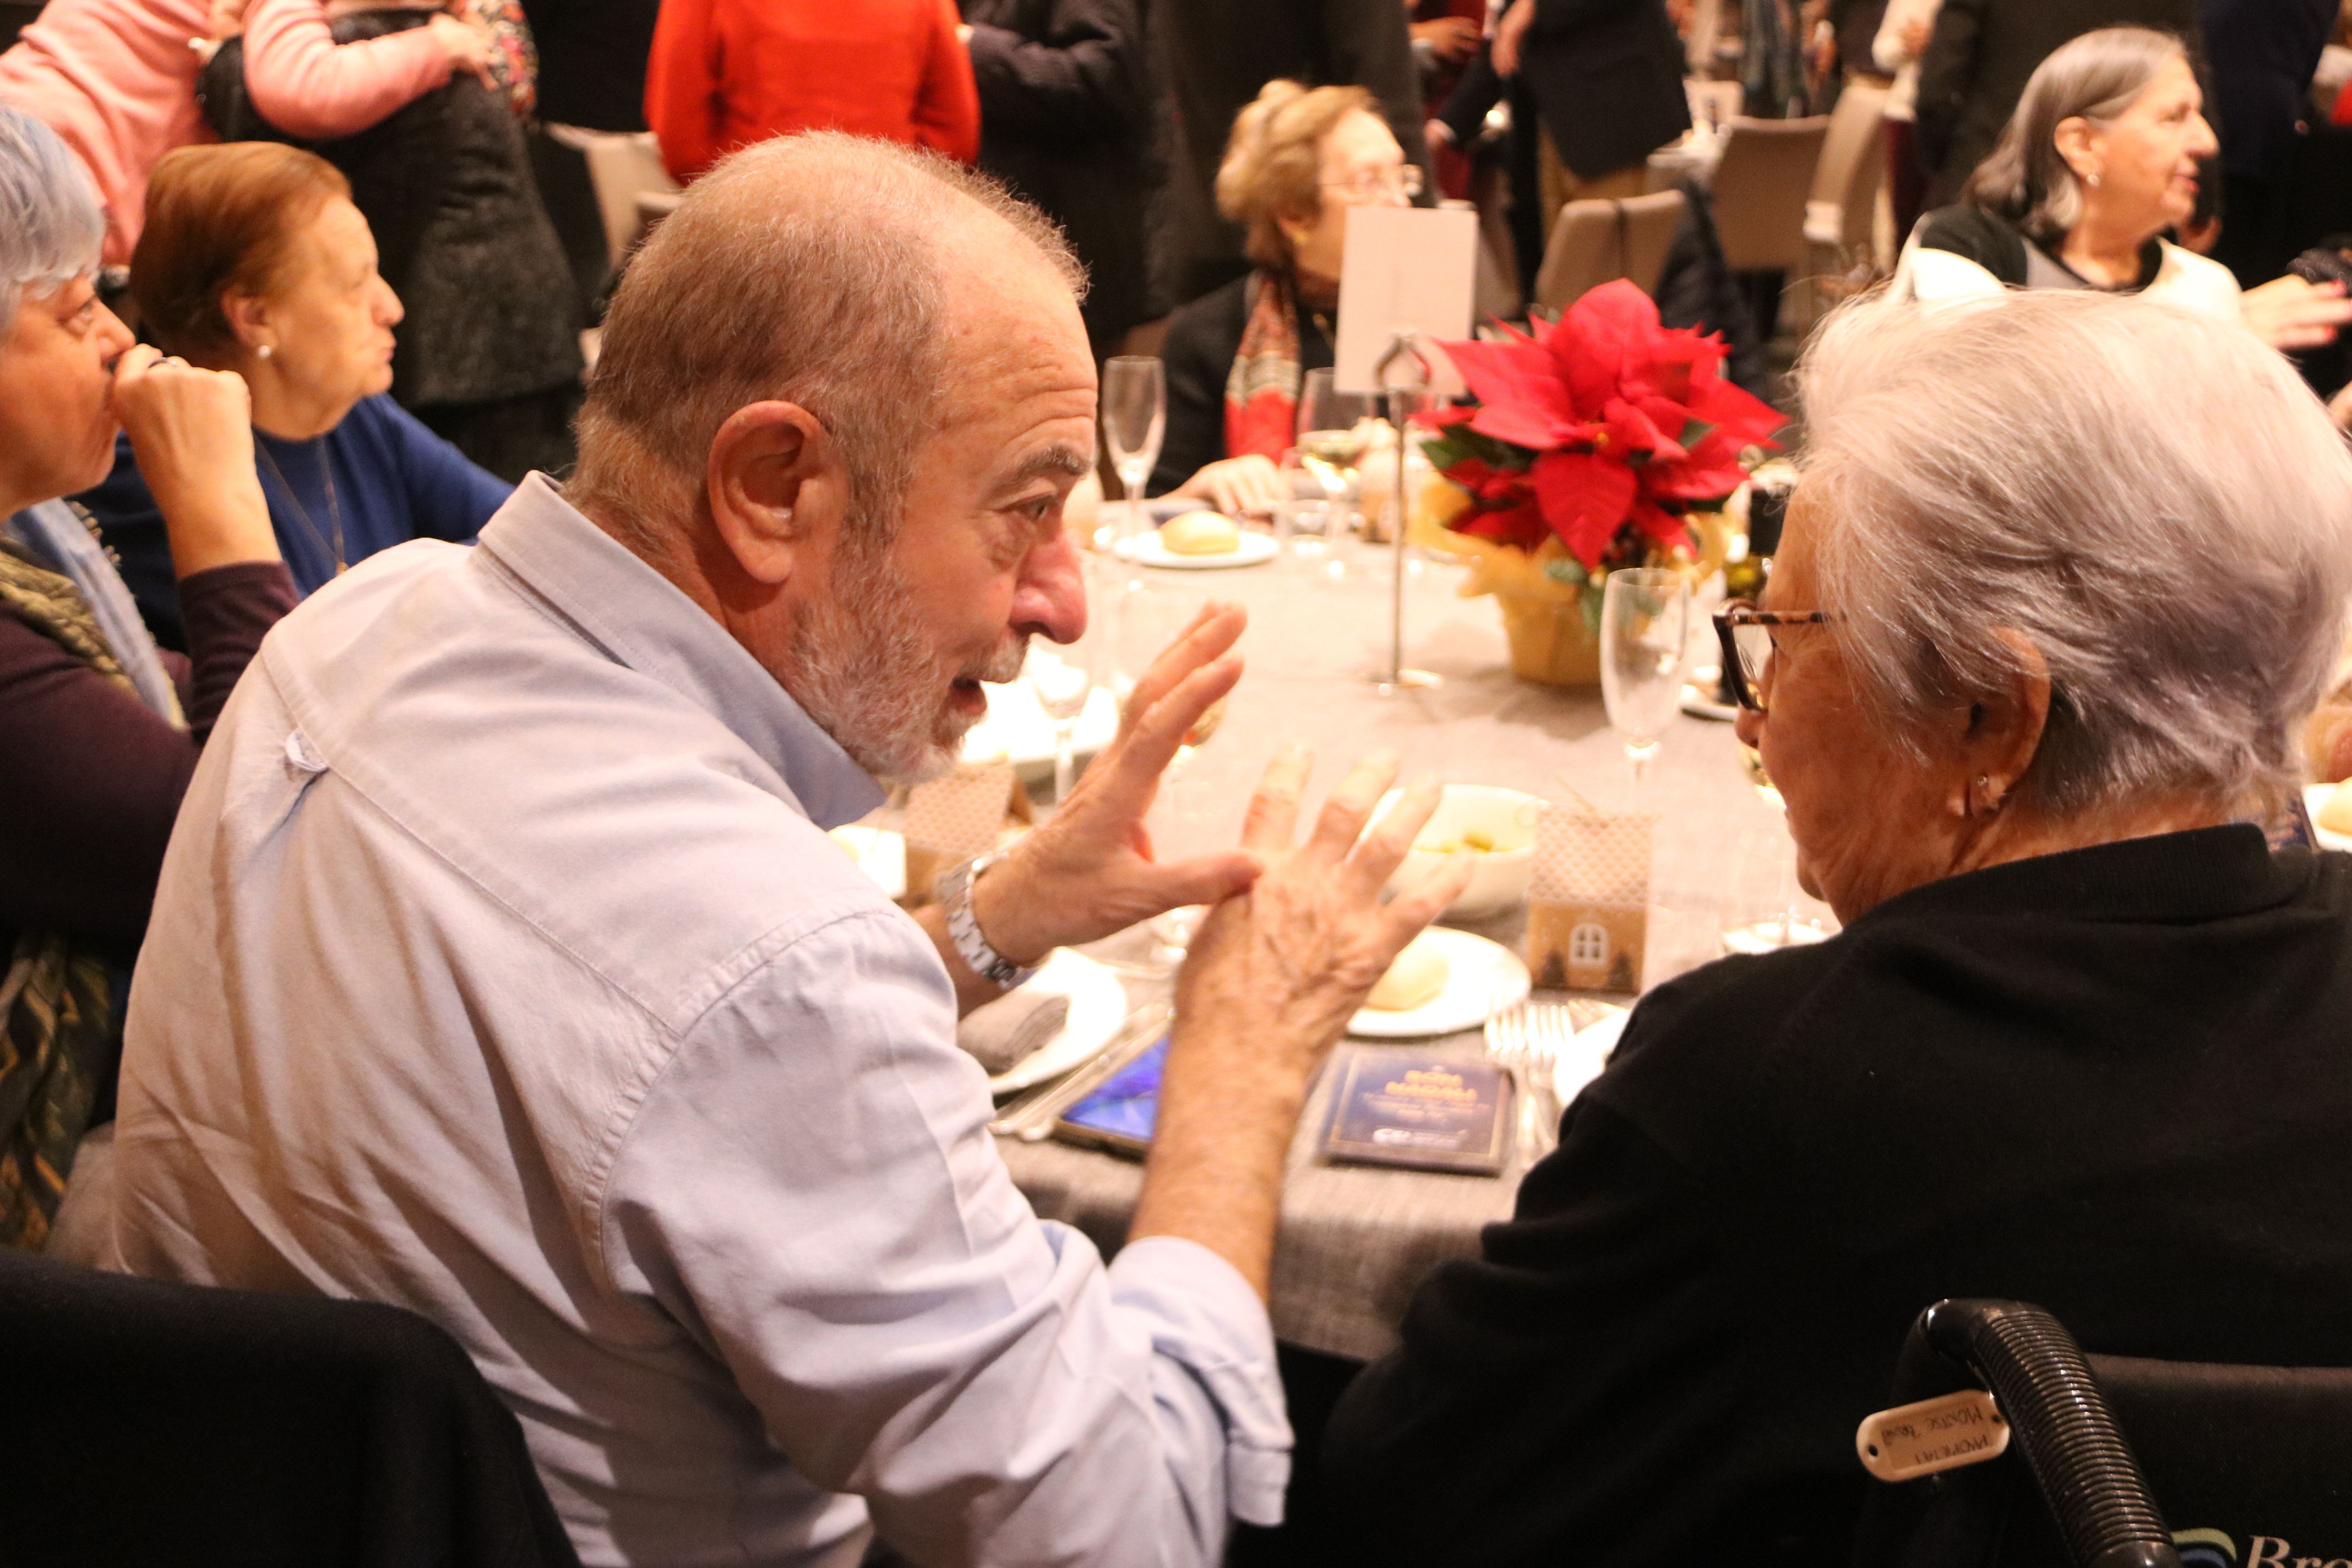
[1413,280,1785,687]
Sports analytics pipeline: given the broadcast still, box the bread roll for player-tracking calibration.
[1160,510,1240,556]
[1366,933,1450,1011]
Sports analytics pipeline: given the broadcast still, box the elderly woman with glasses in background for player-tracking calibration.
[0,107,292,1250]
[1150,80,1419,518]
[1322,286,2352,1566]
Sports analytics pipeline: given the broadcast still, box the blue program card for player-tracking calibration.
[1320,1047,1511,1174]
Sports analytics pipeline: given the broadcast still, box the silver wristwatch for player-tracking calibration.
[937,851,1038,990]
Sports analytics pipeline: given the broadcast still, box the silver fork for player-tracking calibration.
[1485,995,1580,1163]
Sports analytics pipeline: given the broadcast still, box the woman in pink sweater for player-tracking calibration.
[0,0,494,264]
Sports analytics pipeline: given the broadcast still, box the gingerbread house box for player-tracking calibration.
[899,761,1032,907]
[1526,807,1651,993]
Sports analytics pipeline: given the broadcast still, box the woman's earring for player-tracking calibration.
[2086,171,2102,188]
[258,344,274,360]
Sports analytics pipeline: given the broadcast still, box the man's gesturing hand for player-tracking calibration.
[1130,747,1473,1298]
[972,602,1262,967]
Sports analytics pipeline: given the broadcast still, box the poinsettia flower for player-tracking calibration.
[1426,279,1784,569]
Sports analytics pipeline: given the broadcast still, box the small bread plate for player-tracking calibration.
[827,824,907,901]
[2305,782,2352,852]
[1348,928,1532,1039]
[987,949,1136,1096]
[1554,1006,1630,1106]
[1112,526,1278,571]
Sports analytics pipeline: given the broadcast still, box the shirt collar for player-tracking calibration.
[476,475,885,830]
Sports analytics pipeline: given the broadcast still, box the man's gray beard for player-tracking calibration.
[781,533,1027,786]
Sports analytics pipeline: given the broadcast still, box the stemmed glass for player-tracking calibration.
[1024,641,1095,805]
[1599,568,1691,808]
[1101,356,1166,546]
[1115,583,1223,968]
[1719,742,1829,952]
[1294,368,1374,504]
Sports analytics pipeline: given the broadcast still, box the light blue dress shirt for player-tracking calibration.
[108,476,1289,1567]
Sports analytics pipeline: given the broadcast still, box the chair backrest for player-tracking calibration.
[544,124,678,268]
[1811,82,1890,255]
[0,1247,581,1568]
[1712,115,1831,273]
[1855,1299,2352,1568]
[1534,189,1689,313]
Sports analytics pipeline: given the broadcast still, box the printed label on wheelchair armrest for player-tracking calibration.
[1855,1389,2011,1482]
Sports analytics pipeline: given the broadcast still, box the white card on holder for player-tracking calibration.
[1332,203,1478,396]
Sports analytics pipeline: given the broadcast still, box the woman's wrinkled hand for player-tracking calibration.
[1174,748,1473,1084]
[2241,274,2352,352]
[1175,453,1284,518]
[112,347,278,577]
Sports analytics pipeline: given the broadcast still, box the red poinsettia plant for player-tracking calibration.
[1421,280,1785,576]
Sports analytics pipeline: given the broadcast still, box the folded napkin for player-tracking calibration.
[957,987,1071,1076]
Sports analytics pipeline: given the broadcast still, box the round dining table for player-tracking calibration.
[993,532,1834,1364]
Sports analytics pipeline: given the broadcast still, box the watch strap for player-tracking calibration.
[938,852,1039,990]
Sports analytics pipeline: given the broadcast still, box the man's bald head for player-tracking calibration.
[570,133,1086,551]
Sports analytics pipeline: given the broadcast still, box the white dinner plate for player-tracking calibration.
[987,949,1135,1095]
[2307,783,2352,852]
[1347,928,1532,1038]
[1111,529,1278,570]
[962,680,1120,781]
[1554,1007,1630,1106]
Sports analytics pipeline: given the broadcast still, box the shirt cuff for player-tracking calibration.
[1107,1235,1293,1527]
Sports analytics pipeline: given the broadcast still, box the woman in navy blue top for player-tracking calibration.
[77,142,509,649]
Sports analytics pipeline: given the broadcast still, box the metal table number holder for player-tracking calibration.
[1371,328,1441,694]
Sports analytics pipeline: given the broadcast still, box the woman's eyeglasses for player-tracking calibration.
[1712,600,1828,714]
[1321,165,1424,204]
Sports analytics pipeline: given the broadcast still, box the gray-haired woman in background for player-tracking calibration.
[0,106,292,1250]
[1325,286,2352,1566]
[1897,25,2352,364]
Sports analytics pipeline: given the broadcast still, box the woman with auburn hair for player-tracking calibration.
[1150,80,1419,516]
[76,142,508,651]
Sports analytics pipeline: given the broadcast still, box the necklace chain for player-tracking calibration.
[254,437,347,576]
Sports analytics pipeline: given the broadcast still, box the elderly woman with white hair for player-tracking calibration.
[1322,286,2352,1566]
[0,105,291,1250]
[1899,26,2352,362]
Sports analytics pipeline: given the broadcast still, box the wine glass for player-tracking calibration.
[1114,583,1223,968]
[1599,568,1692,807]
[1101,356,1166,545]
[1023,641,1095,805]
[1295,368,1374,501]
[1719,741,1830,952]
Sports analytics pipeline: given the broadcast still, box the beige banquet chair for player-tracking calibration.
[1711,115,1831,340]
[543,125,680,271]
[1804,80,1890,272]
[1533,189,1687,314]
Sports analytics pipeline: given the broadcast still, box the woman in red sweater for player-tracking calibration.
[644,0,979,183]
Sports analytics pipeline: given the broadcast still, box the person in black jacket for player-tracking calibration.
[1322,286,2352,1566]
[1156,0,1431,304]
[1492,0,1690,236]
[1914,0,2201,206]
[961,0,1161,360]
[2199,0,2338,285]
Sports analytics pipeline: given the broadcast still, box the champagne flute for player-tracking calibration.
[1024,644,1094,805]
[1599,568,1692,808]
[1115,583,1218,968]
[1101,356,1165,545]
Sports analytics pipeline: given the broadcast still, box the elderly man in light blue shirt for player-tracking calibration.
[106,133,1468,1567]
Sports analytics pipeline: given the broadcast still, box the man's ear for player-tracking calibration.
[704,400,850,586]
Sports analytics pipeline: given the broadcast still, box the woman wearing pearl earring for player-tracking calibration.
[72,140,508,647]
[1892,26,2352,382]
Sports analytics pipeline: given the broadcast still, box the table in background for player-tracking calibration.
[995,538,1832,1363]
